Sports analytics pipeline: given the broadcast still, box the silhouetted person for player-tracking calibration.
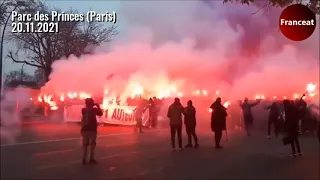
[167,97,184,152]
[183,100,199,148]
[210,97,228,149]
[283,100,302,157]
[294,98,308,134]
[81,98,103,165]
[239,98,261,136]
[308,103,320,144]
[266,101,280,138]
[135,101,148,133]
[148,97,159,128]
[318,121,320,144]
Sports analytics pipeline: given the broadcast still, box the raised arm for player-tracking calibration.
[250,99,261,107]
[95,104,103,117]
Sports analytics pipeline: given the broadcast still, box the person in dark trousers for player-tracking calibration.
[135,100,148,133]
[210,97,228,149]
[283,99,302,157]
[81,98,103,165]
[266,101,280,139]
[239,98,261,136]
[167,97,184,152]
[307,103,320,143]
[295,98,308,134]
[183,100,199,148]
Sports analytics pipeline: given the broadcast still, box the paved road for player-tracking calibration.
[1,123,319,179]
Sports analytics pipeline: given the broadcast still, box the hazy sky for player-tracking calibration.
[3,0,121,75]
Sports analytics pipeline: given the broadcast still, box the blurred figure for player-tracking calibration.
[167,97,184,152]
[318,120,320,144]
[81,98,103,165]
[210,97,228,149]
[134,100,148,133]
[183,100,199,148]
[265,101,280,139]
[283,100,302,157]
[308,103,320,144]
[148,97,159,128]
[294,98,308,134]
[239,98,261,136]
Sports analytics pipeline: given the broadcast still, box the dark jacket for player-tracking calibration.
[284,104,300,135]
[149,101,159,116]
[298,100,308,118]
[240,100,260,122]
[210,101,228,131]
[266,102,280,120]
[183,105,196,126]
[81,107,103,132]
[167,102,184,126]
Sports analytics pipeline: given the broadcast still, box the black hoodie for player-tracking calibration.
[167,102,184,126]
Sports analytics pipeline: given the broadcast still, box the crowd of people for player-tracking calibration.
[79,95,319,164]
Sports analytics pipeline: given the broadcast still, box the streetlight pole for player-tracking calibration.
[0,4,21,95]
[0,1,23,124]
[20,63,25,82]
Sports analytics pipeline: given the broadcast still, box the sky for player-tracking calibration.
[3,0,122,75]
[2,0,319,101]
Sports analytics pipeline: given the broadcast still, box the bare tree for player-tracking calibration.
[1,0,36,95]
[223,0,319,14]
[4,70,35,85]
[7,2,118,82]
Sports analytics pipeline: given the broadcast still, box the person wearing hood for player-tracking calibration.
[265,101,280,139]
[167,97,184,152]
[239,97,261,136]
[183,100,199,148]
[210,97,228,149]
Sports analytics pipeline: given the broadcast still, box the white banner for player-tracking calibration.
[64,105,150,126]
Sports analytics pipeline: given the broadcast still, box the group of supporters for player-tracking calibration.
[79,95,319,165]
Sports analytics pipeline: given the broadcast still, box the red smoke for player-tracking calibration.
[42,1,319,102]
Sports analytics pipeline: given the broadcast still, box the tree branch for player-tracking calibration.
[7,51,42,68]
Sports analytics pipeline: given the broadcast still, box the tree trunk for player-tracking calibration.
[44,66,52,83]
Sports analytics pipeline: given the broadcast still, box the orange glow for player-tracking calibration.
[309,93,317,97]
[131,83,144,98]
[208,108,213,113]
[216,90,219,96]
[202,90,208,96]
[284,96,287,99]
[306,83,316,93]
[293,93,299,99]
[273,96,277,99]
[223,101,230,108]
[50,106,58,110]
[60,95,65,102]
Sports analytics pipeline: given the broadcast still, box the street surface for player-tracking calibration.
[1,123,319,179]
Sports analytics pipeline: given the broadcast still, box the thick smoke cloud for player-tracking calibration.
[1,87,32,143]
[44,1,319,101]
